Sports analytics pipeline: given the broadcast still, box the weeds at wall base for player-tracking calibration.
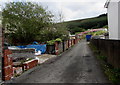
[89,43,120,84]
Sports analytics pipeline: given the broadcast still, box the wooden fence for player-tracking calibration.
[90,39,120,68]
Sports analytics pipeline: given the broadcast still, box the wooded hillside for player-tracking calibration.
[65,14,108,34]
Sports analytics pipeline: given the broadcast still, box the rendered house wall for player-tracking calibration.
[118,2,120,39]
[0,22,2,82]
[107,1,119,39]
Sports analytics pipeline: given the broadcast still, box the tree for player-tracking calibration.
[38,25,69,42]
[54,11,69,40]
[2,2,53,45]
[38,10,69,42]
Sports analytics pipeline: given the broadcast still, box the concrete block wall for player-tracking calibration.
[10,49,35,61]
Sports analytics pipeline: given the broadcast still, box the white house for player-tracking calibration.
[105,0,120,40]
[0,17,2,82]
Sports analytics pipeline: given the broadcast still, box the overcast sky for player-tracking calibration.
[0,0,107,21]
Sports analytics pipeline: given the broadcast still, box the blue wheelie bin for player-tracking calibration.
[86,35,92,41]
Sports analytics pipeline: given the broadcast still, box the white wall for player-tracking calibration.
[118,2,120,39]
[108,1,119,39]
[0,22,2,82]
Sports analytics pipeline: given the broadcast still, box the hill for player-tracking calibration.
[65,14,108,34]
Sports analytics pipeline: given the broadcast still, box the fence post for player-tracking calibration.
[62,41,65,52]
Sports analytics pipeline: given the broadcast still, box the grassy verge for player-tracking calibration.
[89,43,120,84]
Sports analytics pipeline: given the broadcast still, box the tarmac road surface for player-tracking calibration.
[10,40,109,83]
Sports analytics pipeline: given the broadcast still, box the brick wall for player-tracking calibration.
[23,59,38,70]
[2,48,36,81]
[46,39,79,55]
[2,49,13,81]
[0,27,2,82]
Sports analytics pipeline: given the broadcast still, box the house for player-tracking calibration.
[0,21,2,82]
[105,0,120,40]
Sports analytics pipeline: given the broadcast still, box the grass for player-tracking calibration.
[103,64,120,83]
[89,43,120,84]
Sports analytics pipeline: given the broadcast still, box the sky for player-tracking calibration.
[0,0,107,22]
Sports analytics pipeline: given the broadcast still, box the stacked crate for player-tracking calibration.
[2,49,13,81]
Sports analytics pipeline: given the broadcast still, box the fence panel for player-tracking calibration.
[113,40,120,68]
[91,39,120,68]
[107,40,114,66]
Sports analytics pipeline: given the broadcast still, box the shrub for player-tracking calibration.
[55,38,62,42]
[47,40,55,45]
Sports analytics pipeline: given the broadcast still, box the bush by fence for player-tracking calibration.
[90,39,120,68]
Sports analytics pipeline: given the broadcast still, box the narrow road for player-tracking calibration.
[12,40,109,83]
